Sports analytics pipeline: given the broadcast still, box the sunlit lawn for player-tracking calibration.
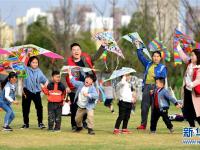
[0,97,199,150]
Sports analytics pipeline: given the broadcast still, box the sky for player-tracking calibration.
[0,0,200,27]
[0,0,130,27]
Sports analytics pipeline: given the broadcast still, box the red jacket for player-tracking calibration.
[42,82,66,104]
[65,52,95,91]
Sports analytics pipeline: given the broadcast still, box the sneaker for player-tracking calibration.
[54,129,61,132]
[88,128,95,135]
[74,127,83,132]
[137,125,146,130]
[113,129,121,135]
[72,126,77,131]
[21,124,29,129]
[150,131,156,134]
[169,128,174,134]
[122,129,132,134]
[3,126,13,131]
[38,123,46,129]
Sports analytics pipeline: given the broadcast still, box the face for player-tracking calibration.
[152,53,161,64]
[71,46,82,60]
[125,74,131,81]
[30,58,39,69]
[190,52,197,64]
[52,74,61,83]
[84,77,93,87]
[10,76,17,84]
[156,80,164,88]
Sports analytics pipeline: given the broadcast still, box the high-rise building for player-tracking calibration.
[0,21,14,47]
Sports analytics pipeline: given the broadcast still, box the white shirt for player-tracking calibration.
[185,63,194,91]
[77,86,89,108]
[5,84,16,102]
[116,78,132,103]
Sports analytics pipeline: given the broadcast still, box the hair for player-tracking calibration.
[52,70,60,76]
[152,51,162,58]
[85,74,96,82]
[192,49,200,65]
[155,77,165,85]
[27,56,39,67]
[1,72,18,89]
[70,43,81,50]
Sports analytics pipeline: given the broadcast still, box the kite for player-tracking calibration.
[5,44,64,59]
[94,32,125,59]
[148,38,170,62]
[122,32,151,59]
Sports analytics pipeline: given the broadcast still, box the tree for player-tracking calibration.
[118,11,156,73]
[25,17,63,76]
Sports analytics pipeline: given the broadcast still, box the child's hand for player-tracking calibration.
[150,90,154,95]
[176,103,182,109]
[83,92,89,97]
[40,83,45,88]
[13,100,19,105]
[66,87,71,93]
[134,40,141,49]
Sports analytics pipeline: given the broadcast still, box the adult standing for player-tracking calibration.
[66,42,104,131]
[177,43,200,127]
[135,40,167,130]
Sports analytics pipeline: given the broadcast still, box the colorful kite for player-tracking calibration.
[122,32,151,59]
[148,38,170,62]
[5,44,64,59]
[93,32,125,59]
[0,56,27,78]
[173,29,200,66]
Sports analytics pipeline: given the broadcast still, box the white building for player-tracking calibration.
[15,8,47,42]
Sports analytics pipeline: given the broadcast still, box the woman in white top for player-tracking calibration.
[177,43,200,127]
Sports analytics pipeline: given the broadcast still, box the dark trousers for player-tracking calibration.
[69,92,87,128]
[22,88,43,125]
[48,102,62,130]
[114,101,132,129]
[183,87,200,127]
[141,84,154,126]
[150,107,173,131]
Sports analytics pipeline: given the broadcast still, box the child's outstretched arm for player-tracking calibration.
[164,90,182,108]
[67,69,83,88]
[40,84,49,95]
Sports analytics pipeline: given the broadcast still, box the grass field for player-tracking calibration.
[0,98,199,150]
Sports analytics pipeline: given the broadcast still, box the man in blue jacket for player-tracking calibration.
[135,40,167,130]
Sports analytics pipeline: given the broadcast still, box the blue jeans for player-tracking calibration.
[1,102,15,126]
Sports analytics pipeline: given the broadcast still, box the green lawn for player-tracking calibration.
[0,98,199,150]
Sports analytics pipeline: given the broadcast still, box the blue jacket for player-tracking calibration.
[24,66,47,93]
[0,82,16,105]
[137,48,167,90]
[71,77,99,110]
[152,87,178,111]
